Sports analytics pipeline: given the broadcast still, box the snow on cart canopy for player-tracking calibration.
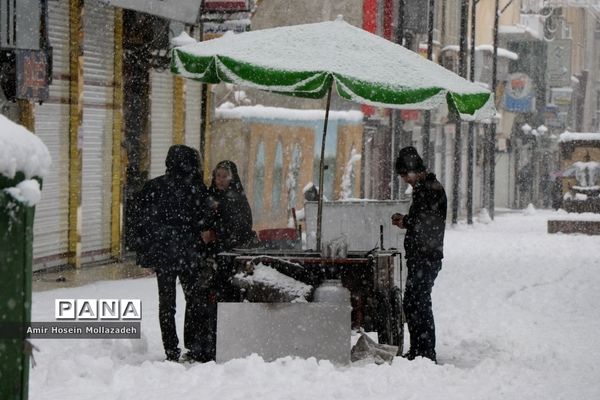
[171,18,496,121]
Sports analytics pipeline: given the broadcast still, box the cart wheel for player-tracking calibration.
[375,289,392,345]
[389,286,403,355]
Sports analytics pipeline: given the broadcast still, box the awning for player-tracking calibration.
[98,0,202,24]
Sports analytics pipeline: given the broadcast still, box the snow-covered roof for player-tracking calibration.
[559,131,600,142]
[171,31,196,47]
[0,114,51,180]
[216,104,364,123]
[475,45,519,60]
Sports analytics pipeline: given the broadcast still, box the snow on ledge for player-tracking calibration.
[550,210,600,221]
[216,104,364,123]
[0,114,51,180]
[559,131,600,142]
[498,24,542,40]
[475,45,519,60]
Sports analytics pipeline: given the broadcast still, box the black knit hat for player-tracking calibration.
[395,146,425,175]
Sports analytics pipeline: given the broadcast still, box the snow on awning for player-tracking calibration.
[216,104,364,123]
[475,45,518,60]
[98,0,202,24]
[559,131,600,142]
[171,32,197,47]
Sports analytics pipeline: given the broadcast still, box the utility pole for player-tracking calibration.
[453,0,469,224]
[422,0,435,171]
[489,0,500,220]
[467,0,478,224]
[393,0,406,200]
[198,0,209,176]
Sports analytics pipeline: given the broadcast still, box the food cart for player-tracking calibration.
[217,200,409,349]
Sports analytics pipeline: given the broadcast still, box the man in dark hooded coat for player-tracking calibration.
[391,146,447,363]
[133,145,210,362]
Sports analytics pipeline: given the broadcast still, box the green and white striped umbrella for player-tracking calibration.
[171,18,495,250]
[171,18,495,121]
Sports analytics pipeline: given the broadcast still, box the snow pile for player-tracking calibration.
[28,211,600,400]
[524,203,537,215]
[4,179,42,206]
[0,114,51,180]
[477,208,492,224]
[234,263,312,302]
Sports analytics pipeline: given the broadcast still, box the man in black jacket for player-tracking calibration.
[391,146,447,363]
[133,145,211,362]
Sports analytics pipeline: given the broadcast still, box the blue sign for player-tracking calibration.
[504,73,535,113]
[504,92,535,113]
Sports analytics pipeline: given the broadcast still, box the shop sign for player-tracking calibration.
[16,49,49,102]
[504,72,535,113]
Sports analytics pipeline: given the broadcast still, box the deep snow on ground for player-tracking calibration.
[29,210,600,400]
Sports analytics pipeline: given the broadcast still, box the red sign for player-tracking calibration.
[16,50,49,102]
[204,0,249,11]
[401,110,421,121]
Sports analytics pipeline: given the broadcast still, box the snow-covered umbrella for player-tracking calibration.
[171,17,496,250]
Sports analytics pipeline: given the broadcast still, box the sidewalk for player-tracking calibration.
[32,259,153,292]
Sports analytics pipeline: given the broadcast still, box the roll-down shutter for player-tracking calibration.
[81,0,115,263]
[33,0,70,270]
[150,70,174,179]
[185,81,202,152]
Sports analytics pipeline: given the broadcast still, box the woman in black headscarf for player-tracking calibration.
[202,160,255,253]
[200,161,256,359]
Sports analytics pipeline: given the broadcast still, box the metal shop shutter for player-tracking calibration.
[185,80,202,152]
[150,70,174,179]
[80,0,115,263]
[33,0,70,270]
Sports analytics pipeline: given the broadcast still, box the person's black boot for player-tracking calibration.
[165,348,181,362]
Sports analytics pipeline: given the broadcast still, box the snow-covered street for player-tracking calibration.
[29,209,600,400]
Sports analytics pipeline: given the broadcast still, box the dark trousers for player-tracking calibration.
[156,268,212,359]
[403,258,442,361]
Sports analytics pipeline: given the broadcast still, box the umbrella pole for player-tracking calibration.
[316,85,333,252]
